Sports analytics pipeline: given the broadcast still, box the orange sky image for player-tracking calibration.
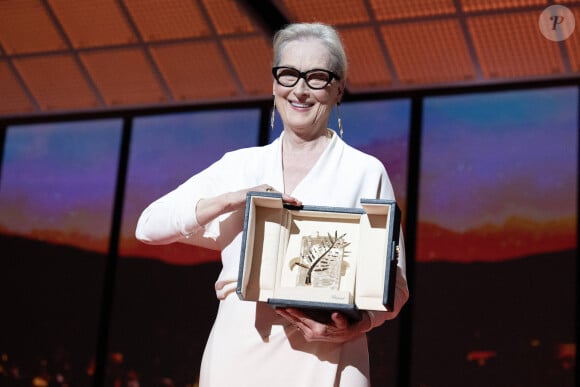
[416,217,576,262]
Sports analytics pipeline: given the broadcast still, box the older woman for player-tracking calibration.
[136,22,409,387]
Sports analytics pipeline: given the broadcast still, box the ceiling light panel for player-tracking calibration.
[14,54,99,111]
[460,0,548,12]
[370,0,457,21]
[123,0,211,42]
[81,48,166,106]
[201,0,257,35]
[0,61,35,114]
[48,0,137,48]
[468,12,564,79]
[567,36,580,72]
[151,41,238,100]
[381,20,475,85]
[565,7,579,72]
[0,0,67,54]
[339,27,393,89]
[222,36,273,95]
[275,0,370,25]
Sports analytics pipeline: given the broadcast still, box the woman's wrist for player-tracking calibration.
[196,193,231,226]
[223,190,246,212]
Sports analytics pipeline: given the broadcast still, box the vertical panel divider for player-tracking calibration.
[93,116,133,387]
[397,96,423,387]
[258,100,272,146]
[0,124,6,188]
[574,83,580,387]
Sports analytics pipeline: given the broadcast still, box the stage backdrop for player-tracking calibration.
[0,86,576,387]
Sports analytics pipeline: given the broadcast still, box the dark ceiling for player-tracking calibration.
[0,0,579,119]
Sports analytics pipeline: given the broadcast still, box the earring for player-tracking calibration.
[270,96,276,130]
[336,103,344,138]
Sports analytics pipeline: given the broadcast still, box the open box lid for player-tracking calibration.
[237,192,400,313]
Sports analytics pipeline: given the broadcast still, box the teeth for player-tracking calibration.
[291,101,311,108]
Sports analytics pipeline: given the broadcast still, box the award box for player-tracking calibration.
[237,192,401,322]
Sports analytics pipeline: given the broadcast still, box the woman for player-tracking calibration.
[136,22,409,387]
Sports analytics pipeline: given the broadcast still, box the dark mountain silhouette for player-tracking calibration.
[0,233,575,386]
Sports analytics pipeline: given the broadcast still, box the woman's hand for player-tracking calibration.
[276,307,372,343]
[261,184,302,207]
[196,184,301,226]
[227,184,302,211]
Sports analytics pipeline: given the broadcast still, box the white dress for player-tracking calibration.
[136,130,409,387]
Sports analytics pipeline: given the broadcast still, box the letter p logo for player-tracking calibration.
[551,15,565,31]
[539,5,575,41]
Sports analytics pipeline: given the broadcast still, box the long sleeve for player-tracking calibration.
[135,177,205,244]
[135,151,250,251]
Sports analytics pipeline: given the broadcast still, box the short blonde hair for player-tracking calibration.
[272,22,348,80]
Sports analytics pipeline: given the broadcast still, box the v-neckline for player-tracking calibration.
[279,130,336,196]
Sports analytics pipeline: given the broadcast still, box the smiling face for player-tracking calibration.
[273,38,344,139]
